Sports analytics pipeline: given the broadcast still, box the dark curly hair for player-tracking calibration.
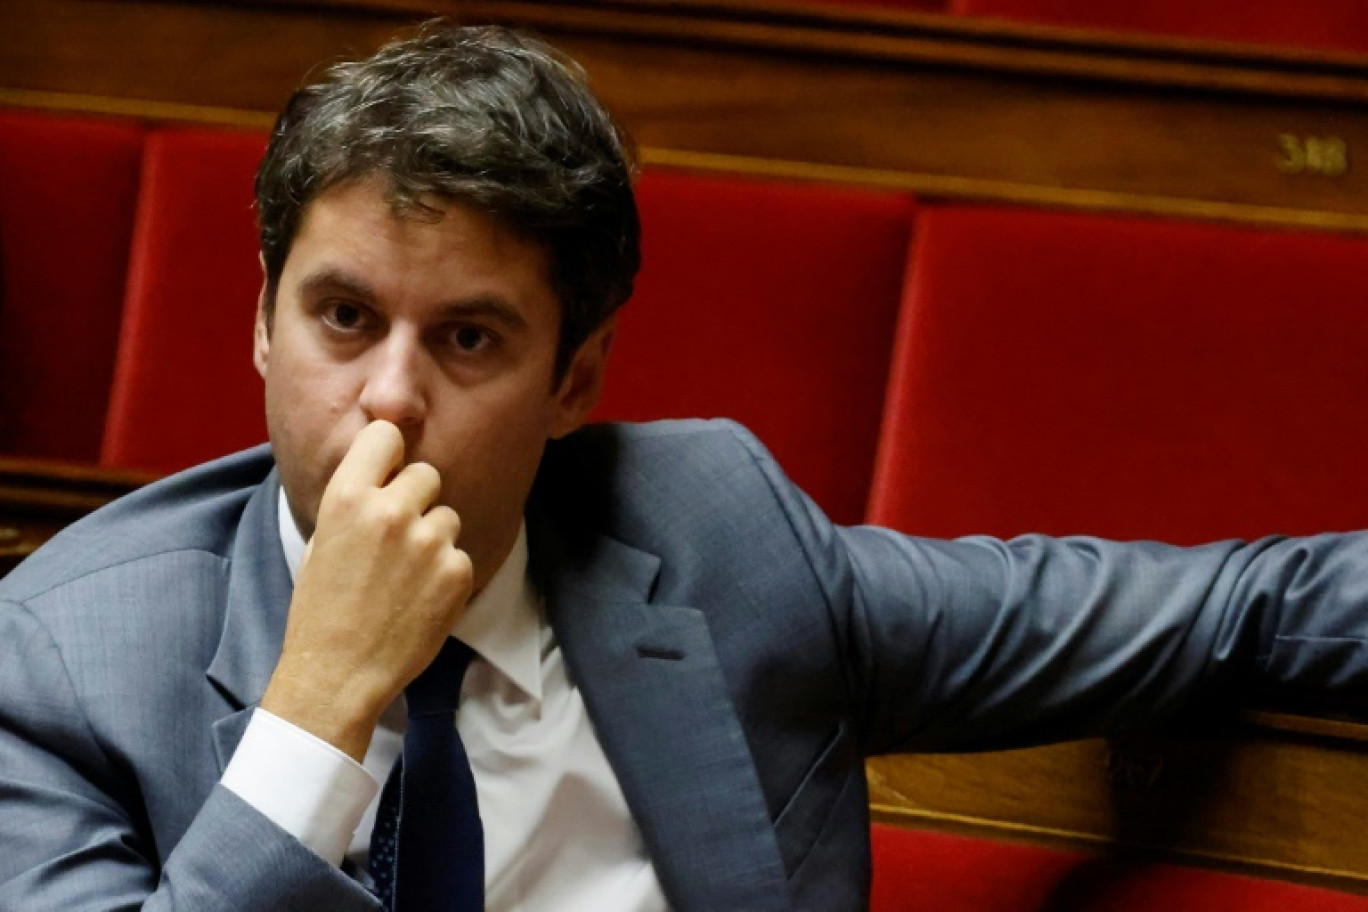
[255,22,640,379]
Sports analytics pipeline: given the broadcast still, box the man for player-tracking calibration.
[3,20,1368,912]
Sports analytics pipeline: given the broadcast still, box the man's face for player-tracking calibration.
[254,176,611,590]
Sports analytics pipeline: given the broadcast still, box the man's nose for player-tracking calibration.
[359,331,428,432]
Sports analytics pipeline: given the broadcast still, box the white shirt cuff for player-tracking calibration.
[220,707,379,866]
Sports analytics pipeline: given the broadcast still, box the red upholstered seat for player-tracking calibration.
[871,824,1368,911]
[951,0,1368,56]
[595,170,915,524]
[0,109,144,462]
[868,204,1368,543]
[101,127,268,474]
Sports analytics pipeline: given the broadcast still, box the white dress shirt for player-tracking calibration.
[221,491,669,911]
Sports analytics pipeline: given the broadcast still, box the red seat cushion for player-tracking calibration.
[871,824,1368,910]
[101,127,268,474]
[951,0,1368,55]
[0,108,144,462]
[869,204,1368,542]
[596,170,915,524]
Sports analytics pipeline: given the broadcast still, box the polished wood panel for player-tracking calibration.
[0,458,150,576]
[869,719,1368,892]
[4,0,1368,231]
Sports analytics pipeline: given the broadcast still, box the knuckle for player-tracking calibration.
[366,497,408,532]
[412,508,458,551]
[410,522,443,553]
[445,549,475,593]
[325,483,361,512]
[430,505,461,538]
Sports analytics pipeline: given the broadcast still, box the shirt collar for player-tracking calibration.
[276,488,543,702]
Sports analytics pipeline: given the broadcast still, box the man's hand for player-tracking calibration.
[260,421,474,762]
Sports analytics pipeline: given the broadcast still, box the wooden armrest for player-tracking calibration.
[0,457,154,576]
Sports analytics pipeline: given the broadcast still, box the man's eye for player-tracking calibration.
[452,326,491,352]
[325,302,365,330]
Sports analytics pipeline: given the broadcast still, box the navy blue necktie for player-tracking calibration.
[370,638,483,911]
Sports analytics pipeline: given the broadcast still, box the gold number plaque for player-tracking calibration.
[1277,134,1350,178]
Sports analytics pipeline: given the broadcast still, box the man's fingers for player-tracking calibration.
[388,461,443,512]
[329,421,405,492]
[422,504,462,546]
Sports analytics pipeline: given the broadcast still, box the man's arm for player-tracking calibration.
[726,422,1368,755]
[0,422,471,909]
[0,598,381,912]
[843,528,1368,753]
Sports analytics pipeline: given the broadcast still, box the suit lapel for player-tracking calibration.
[200,468,793,908]
[540,524,792,912]
[207,471,293,769]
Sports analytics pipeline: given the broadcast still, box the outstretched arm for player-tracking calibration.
[727,420,1368,755]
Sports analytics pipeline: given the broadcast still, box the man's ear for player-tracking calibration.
[549,317,616,440]
[253,282,271,380]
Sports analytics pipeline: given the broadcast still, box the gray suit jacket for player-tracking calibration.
[3,420,1368,911]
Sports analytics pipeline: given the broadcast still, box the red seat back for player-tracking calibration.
[597,170,915,524]
[101,127,268,474]
[104,145,916,504]
[952,0,1368,55]
[869,204,1368,542]
[0,109,144,462]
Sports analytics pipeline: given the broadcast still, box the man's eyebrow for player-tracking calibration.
[436,297,530,332]
[297,270,377,303]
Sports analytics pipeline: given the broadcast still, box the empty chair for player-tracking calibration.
[597,169,916,524]
[101,126,268,474]
[0,108,144,462]
[869,203,1368,543]
[866,203,1368,907]
[864,205,1368,907]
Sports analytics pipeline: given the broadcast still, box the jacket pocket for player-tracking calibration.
[772,722,858,878]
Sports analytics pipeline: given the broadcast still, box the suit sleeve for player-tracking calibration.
[0,599,381,912]
[725,422,1368,756]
